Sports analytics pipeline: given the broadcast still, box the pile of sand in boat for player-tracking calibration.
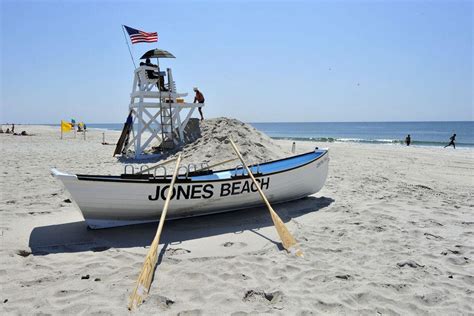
[156,117,291,169]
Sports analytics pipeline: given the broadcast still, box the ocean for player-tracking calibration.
[84,121,473,148]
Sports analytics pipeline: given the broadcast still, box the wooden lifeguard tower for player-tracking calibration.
[114,49,204,159]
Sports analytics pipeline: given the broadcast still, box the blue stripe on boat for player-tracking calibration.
[190,150,326,181]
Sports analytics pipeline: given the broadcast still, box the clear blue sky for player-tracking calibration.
[1,0,472,123]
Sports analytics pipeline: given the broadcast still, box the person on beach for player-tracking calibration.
[405,134,411,146]
[11,124,15,133]
[141,58,158,78]
[193,87,205,120]
[444,133,456,149]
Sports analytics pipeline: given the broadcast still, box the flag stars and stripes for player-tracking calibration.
[124,25,158,44]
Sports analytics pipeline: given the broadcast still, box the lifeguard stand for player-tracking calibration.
[114,49,204,159]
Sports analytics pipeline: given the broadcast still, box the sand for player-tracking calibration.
[0,122,473,315]
[129,117,291,169]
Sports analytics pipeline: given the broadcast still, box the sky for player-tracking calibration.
[1,0,472,123]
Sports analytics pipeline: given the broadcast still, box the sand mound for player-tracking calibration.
[165,117,291,167]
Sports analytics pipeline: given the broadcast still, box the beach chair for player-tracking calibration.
[136,66,163,91]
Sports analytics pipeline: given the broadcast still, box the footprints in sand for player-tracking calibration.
[379,283,409,292]
[335,274,352,280]
[397,260,425,268]
[441,249,461,256]
[217,272,251,282]
[373,226,385,232]
[243,289,284,307]
[16,249,32,257]
[222,241,248,248]
[410,219,444,228]
[28,211,51,215]
[80,274,100,281]
[441,247,470,265]
[154,295,175,309]
[166,248,191,256]
[424,232,443,240]
[414,184,433,191]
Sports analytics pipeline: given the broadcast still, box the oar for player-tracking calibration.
[229,138,303,257]
[128,154,182,310]
[194,157,239,172]
[136,157,178,175]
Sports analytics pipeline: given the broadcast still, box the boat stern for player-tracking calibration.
[312,147,330,192]
[51,168,74,178]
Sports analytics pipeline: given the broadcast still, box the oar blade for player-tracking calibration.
[128,252,158,310]
[228,138,304,257]
[270,211,304,257]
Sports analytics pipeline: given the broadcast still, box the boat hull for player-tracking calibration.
[52,150,329,229]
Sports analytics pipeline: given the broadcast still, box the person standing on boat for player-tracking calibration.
[405,134,411,146]
[193,87,205,120]
[444,133,456,149]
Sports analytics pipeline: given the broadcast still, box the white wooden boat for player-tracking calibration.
[51,148,329,229]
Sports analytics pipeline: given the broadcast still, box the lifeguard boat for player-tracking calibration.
[52,148,329,229]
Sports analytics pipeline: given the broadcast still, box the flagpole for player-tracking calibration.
[122,25,137,69]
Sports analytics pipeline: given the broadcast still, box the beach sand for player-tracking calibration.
[1,124,473,315]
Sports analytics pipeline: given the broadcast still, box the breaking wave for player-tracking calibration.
[271,136,474,148]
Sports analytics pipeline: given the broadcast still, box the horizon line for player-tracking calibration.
[5,120,473,125]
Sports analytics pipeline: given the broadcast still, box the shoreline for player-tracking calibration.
[6,124,473,149]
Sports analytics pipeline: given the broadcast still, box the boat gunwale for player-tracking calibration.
[74,149,328,184]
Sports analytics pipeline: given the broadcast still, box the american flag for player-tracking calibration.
[124,25,158,44]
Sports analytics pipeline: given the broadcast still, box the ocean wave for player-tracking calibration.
[271,136,473,148]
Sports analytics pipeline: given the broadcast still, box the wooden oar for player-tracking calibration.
[194,157,239,172]
[136,157,178,175]
[128,154,182,310]
[229,138,303,257]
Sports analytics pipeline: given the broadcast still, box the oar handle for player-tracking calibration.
[152,154,182,244]
[128,154,182,310]
[228,140,273,211]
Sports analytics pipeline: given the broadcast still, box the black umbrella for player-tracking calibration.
[140,49,175,59]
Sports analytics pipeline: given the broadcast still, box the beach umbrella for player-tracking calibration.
[140,49,175,59]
